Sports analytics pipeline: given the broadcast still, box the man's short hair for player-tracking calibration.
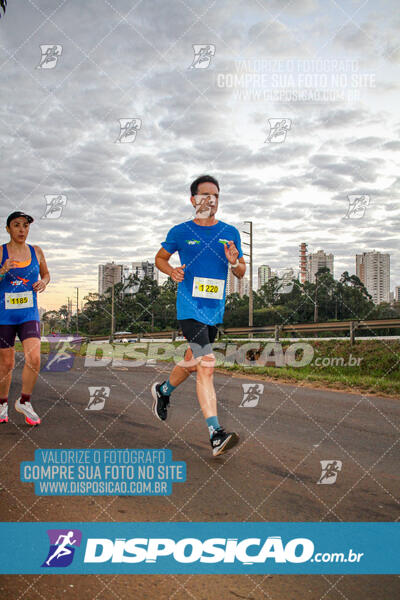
[190,175,220,197]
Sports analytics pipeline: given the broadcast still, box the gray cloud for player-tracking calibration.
[0,0,399,307]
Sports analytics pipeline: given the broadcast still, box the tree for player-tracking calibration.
[42,310,61,334]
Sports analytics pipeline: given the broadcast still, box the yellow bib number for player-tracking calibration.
[192,277,225,300]
[5,291,34,309]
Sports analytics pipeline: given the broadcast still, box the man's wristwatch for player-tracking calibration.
[230,259,240,269]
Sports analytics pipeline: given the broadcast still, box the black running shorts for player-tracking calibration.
[0,320,41,348]
[178,319,219,358]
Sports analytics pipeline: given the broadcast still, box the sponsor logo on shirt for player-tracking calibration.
[10,276,30,287]
[218,238,229,245]
[186,239,201,245]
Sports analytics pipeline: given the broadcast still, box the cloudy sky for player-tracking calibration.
[0,0,399,311]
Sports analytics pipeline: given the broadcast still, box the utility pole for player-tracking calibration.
[314,273,319,323]
[75,287,79,335]
[111,280,115,343]
[243,221,253,334]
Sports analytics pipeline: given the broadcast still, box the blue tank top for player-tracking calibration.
[0,243,40,324]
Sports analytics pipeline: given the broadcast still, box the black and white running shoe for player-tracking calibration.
[210,428,239,457]
[151,382,170,421]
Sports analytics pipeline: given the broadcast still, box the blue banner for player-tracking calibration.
[0,522,398,574]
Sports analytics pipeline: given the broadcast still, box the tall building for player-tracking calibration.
[227,267,238,295]
[395,286,400,302]
[258,265,271,290]
[98,262,123,295]
[131,261,159,284]
[242,277,250,297]
[307,250,334,283]
[122,265,140,294]
[356,251,390,304]
[227,269,249,297]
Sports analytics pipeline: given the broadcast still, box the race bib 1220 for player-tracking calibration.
[192,277,225,300]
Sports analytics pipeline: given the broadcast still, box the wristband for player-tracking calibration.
[230,259,240,269]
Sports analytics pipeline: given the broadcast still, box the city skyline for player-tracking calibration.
[39,244,396,315]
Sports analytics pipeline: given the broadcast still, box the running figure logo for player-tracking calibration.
[274,268,295,295]
[86,386,110,411]
[240,383,264,407]
[188,44,216,69]
[41,336,82,373]
[265,118,291,143]
[116,118,142,143]
[317,460,342,485]
[345,195,370,219]
[41,195,67,219]
[37,45,63,69]
[42,529,81,567]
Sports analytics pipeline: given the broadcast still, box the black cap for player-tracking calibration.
[6,211,34,227]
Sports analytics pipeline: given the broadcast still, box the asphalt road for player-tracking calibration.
[0,355,399,599]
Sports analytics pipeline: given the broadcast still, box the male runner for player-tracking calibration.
[0,212,50,426]
[152,175,246,456]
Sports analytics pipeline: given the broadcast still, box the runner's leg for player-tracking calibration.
[21,337,41,394]
[0,347,14,398]
[170,346,197,386]
[196,353,217,419]
[15,336,41,425]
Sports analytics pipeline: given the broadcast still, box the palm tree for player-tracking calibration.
[0,1,7,18]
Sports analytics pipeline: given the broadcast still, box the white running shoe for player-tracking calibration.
[0,403,8,423]
[15,397,41,426]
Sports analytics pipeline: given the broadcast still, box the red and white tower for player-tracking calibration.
[299,242,308,284]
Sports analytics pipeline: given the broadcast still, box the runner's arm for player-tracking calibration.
[231,256,246,279]
[34,245,50,287]
[155,248,185,282]
[155,247,174,277]
[224,240,246,279]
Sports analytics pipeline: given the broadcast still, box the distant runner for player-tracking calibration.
[153,175,246,456]
[0,212,50,426]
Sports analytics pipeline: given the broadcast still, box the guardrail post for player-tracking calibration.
[274,325,280,342]
[350,321,358,345]
[172,331,176,342]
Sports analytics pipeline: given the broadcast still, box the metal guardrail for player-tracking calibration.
[224,319,400,344]
[88,319,400,345]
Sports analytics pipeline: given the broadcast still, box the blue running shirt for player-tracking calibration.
[0,244,40,325]
[161,220,243,325]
